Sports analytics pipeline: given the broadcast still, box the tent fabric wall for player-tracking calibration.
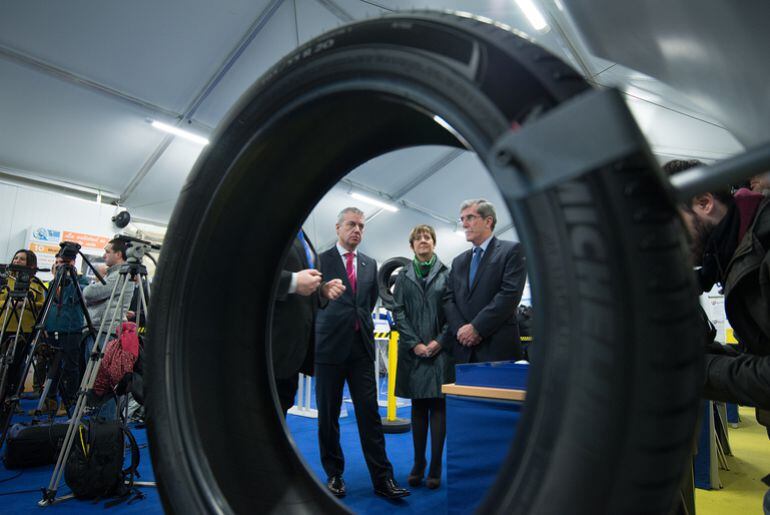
[0,181,115,262]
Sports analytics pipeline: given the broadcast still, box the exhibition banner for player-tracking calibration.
[25,226,109,281]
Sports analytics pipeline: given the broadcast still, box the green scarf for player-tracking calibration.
[413,254,436,279]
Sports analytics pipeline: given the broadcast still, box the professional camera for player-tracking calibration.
[7,264,35,291]
[114,234,161,263]
[58,241,81,261]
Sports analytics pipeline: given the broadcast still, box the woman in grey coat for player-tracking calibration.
[393,224,454,489]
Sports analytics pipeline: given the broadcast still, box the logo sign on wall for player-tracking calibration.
[31,227,61,243]
[26,227,110,281]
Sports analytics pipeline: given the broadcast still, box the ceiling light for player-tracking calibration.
[150,120,210,146]
[515,0,549,31]
[349,192,399,212]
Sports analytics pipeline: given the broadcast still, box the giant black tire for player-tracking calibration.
[146,11,703,515]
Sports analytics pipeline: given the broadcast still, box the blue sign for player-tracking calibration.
[31,227,61,242]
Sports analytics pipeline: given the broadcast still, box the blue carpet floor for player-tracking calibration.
[0,387,447,514]
[0,399,161,514]
[286,402,447,514]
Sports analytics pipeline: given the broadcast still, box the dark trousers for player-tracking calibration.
[275,374,299,416]
[1,333,30,396]
[45,332,82,406]
[316,333,393,484]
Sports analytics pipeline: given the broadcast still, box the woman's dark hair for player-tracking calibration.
[408,224,437,248]
[12,248,38,269]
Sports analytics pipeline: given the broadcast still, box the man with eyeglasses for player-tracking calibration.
[444,199,527,363]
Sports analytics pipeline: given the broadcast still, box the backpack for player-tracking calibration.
[93,322,139,397]
[64,418,141,501]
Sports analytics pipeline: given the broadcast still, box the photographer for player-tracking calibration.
[40,253,90,414]
[0,249,47,394]
[81,238,135,420]
[82,239,133,363]
[665,160,770,413]
[1,250,46,338]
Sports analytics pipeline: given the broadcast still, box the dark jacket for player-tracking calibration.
[45,275,89,333]
[703,195,770,411]
[271,236,325,379]
[393,257,455,399]
[314,247,378,364]
[443,237,527,363]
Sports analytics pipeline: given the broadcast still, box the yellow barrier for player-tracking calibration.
[386,331,399,421]
[381,330,410,433]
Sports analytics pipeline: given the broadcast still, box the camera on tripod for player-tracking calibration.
[6,264,35,291]
[113,234,161,263]
[58,241,81,262]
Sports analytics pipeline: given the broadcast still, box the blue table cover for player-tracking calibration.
[446,395,522,514]
[455,361,529,390]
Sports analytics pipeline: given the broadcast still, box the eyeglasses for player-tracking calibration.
[459,214,485,223]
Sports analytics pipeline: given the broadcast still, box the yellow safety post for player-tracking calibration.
[382,330,410,433]
[386,331,399,421]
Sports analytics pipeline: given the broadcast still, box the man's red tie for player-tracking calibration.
[345,252,357,293]
[345,252,360,331]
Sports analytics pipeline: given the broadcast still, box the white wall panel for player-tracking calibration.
[0,182,115,263]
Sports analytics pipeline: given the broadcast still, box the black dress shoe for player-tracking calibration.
[327,475,346,498]
[374,477,410,499]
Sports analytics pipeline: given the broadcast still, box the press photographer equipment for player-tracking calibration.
[39,234,157,506]
[31,243,106,417]
[0,242,101,449]
[0,263,48,436]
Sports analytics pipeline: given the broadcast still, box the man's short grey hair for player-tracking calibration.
[337,206,365,225]
[460,199,497,229]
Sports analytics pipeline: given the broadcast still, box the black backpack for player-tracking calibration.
[64,418,141,502]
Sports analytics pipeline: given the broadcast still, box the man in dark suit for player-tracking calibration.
[444,199,527,363]
[315,207,409,499]
[272,230,345,416]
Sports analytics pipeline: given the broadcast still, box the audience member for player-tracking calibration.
[444,199,526,363]
[393,224,453,489]
[314,207,409,499]
[272,230,344,415]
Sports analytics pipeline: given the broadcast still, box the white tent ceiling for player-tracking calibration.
[0,0,746,262]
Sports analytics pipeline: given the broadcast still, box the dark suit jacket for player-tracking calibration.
[443,237,526,363]
[272,236,325,379]
[315,247,378,365]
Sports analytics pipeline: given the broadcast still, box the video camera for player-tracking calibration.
[113,234,161,263]
[5,264,37,292]
[58,241,81,262]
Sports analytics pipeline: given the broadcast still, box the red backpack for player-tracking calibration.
[93,322,140,397]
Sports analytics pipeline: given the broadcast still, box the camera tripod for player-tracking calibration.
[40,236,154,507]
[0,259,100,449]
[0,267,46,436]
